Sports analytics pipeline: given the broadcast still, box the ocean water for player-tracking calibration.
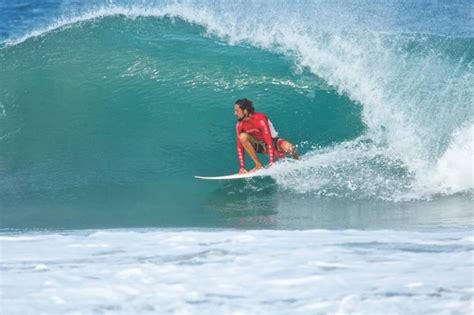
[0,1,473,314]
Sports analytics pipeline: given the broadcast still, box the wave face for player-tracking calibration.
[0,1,472,229]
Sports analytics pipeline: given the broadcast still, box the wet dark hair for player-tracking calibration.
[235,98,255,114]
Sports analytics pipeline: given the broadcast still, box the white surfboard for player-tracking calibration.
[194,170,270,180]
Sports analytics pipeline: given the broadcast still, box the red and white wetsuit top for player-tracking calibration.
[235,112,282,169]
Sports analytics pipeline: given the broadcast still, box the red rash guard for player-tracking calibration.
[236,112,281,169]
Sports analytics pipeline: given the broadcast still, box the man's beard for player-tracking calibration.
[237,113,249,121]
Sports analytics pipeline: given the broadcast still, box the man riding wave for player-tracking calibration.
[234,98,298,174]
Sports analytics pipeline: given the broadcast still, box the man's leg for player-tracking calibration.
[239,133,263,171]
[278,139,299,159]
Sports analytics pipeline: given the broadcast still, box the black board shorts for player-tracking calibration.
[249,135,281,154]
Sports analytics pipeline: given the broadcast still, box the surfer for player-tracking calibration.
[234,98,298,174]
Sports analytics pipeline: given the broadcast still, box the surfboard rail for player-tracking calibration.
[194,171,269,180]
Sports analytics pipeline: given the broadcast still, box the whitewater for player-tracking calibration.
[0,1,473,314]
[3,229,473,314]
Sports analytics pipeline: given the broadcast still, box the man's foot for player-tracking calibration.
[290,150,299,160]
[238,168,248,174]
[250,164,263,172]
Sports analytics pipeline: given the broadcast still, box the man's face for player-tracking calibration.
[234,104,246,121]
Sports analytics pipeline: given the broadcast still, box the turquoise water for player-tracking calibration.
[0,16,368,229]
[0,11,472,229]
[0,2,473,313]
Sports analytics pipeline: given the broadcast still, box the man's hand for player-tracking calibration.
[238,168,248,174]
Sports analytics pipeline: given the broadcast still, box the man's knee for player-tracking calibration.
[287,143,296,153]
[280,141,292,152]
[282,141,296,154]
[286,143,298,159]
[239,133,250,143]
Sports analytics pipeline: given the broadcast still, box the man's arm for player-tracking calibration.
[258,115,275,164]
[236,124,245,170]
